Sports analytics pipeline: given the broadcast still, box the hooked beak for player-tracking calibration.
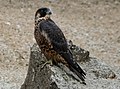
[46,10,52,15]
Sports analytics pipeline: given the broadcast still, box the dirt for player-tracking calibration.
[0,0,120,88]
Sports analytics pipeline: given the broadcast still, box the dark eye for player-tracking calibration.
[41,10,43,12]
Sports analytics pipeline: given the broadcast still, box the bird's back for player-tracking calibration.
[38,19,68,52]
[40,19,67,43]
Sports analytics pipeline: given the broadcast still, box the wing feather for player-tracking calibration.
[39,20,68,52]
[38,19,86,82]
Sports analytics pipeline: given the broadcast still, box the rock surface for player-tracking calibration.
[21,43,118,89]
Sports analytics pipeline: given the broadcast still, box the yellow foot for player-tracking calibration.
[40,60,53,70]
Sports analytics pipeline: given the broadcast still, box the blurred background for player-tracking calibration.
[0,0,120,88]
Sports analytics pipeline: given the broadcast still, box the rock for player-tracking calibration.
[84,58,116,79]
[20,43,56,89]
[21,42,117,89]
[68,40,90,62]
[20,43,88,89]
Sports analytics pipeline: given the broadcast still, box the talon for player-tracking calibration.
[36,60,45,67]
[40,60,45,64]
[40,60,53,70]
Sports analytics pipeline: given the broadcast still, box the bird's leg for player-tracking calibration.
[40,60,53,70]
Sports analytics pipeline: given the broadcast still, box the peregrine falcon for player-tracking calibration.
[34,7,86,83]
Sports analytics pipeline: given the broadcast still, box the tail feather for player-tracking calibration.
[72,61,86,77]
[60,50,86,82]
[69,63,86,82]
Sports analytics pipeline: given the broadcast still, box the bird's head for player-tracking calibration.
[35,7,52,20]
